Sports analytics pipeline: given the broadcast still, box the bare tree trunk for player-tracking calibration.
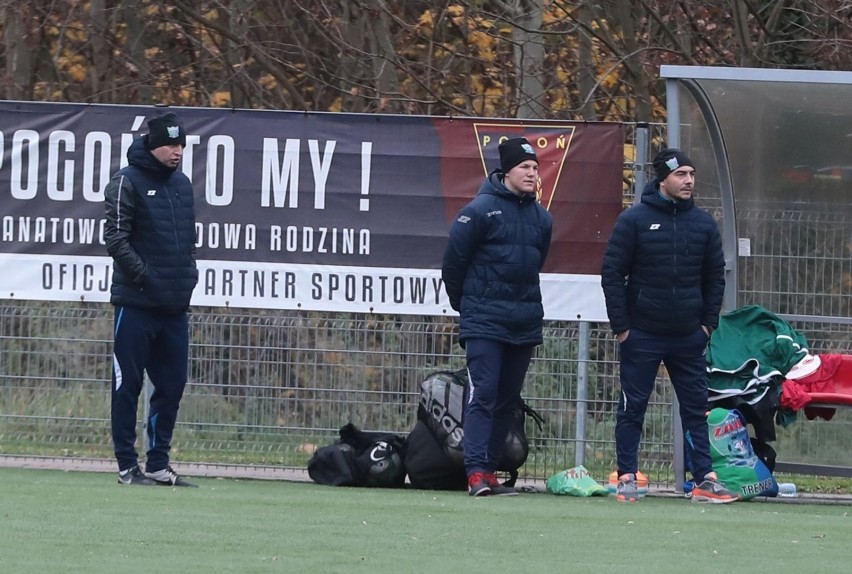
[369,1,404,112]
[226,0,252,109]
[576,3,598,121]
[121,0,155,103]
[731,0,754,66]
[172,0,306,109]
[612,0,652,121]
[335,0,368,112]
[498,0,548,118]
[2,4,32,99]
[89,0,107,102]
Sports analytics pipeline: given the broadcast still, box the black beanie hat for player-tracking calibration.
[652,148,695,180]
[146,112,186,150]
[499,137,538,173]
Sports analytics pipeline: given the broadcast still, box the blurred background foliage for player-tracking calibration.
[2,1,851,120]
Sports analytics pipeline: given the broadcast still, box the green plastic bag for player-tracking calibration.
[546,465,609,496]
[705,408,779,500]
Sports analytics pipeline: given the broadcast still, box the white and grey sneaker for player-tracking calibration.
[145,466,198,488]
[615,473,639,502]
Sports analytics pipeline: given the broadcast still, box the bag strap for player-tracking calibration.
[503,469,519,488]
[521,400,546,432]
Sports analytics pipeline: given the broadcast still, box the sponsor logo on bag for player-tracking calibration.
[741,478,776,496]
[369,441,391,462]
[421,398,464,446]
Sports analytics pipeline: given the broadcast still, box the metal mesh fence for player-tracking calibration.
[0,302,681,483]
[737,204,852,323]
[2,301,849,483]
[735,205,852,471]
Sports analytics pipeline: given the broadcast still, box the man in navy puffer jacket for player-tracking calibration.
[601,148,738,504]
[104,112,198,488]
[442,137,552,496]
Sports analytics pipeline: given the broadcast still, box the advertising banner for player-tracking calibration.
[0,102,623,320]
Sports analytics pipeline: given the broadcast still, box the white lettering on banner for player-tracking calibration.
[205,135,235,206]
[1,125,218,203]
[0,254,610,321]
[309,272,443,305]
[261,138,300,208]
[7,129,112,202]
[2,217,371,258]
[11,129,39,200]
[2,216,105,245]
[1,127,370,212]
[360,142,372,211]
[308,139,335,209]
[82,131,111,202]
[269,225,370,255]
[194,222,257,250]
[200,267,443,305]
[47,130,75,201]
[202,268,296,299]
[41,262,111,292]
[260,138,371,211]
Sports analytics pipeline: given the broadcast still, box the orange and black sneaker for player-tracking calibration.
[616,473,639,502]
[691,478,740,504]
[468,472,492,497]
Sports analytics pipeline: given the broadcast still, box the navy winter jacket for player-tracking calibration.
[601,179,725,336]
[103,137,198,314]
[442,170,552,346]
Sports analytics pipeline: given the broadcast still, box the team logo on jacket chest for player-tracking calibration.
[147,189,157,196]
[649,223,661,230]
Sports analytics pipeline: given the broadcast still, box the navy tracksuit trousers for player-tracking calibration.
[111,306,189,473]
[615,327,713,481]
[463,339,534,475]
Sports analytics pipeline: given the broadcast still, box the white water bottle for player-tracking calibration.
[778,482,797,497]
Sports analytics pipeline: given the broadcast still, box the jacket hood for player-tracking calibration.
[479,169,537,204]
[126,136,179,180]
[640,178,694,212]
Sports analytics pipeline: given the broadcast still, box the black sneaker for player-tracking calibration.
[468,472,492,497]
[118,465,157,486]
[145,466,198,488]
[485,473,519,496]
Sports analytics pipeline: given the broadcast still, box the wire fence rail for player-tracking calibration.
[1,302,851,486]
[0,302,673,483]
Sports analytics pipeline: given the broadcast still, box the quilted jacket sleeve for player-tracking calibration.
[104,174,146,284]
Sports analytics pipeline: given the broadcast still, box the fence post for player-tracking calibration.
[143,374,152,453]
[574,321,590,467]
[665,78,687,493]
[634,122,649,204]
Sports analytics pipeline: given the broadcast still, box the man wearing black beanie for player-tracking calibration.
[145,112,187,151]
[103,111,198,488]
[442,137,552,496]
[601,147,739,504]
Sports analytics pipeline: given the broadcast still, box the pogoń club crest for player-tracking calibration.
[472,123,576,211]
